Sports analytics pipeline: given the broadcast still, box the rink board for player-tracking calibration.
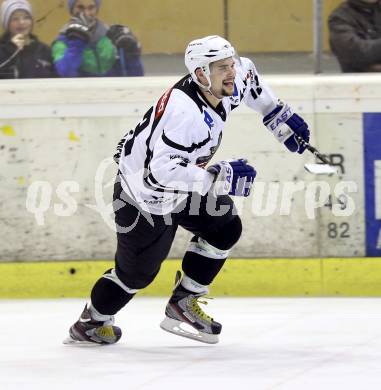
[1,258,381,298]
[0,76,380,262]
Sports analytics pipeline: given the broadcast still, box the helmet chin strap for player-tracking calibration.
[193,67,222,102]
[197,81,222,102]
[192,66,211,89]
[203,87,221,101]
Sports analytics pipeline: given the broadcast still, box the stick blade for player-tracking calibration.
[304,163,337,175]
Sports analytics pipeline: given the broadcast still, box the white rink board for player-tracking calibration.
[0,75,380,261]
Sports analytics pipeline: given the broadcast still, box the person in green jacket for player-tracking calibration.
[52,0,144,77]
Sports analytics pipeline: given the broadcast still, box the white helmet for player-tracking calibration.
[184,35,236,89]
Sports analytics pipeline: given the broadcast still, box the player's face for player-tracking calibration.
[8,10,32,36]
[72,0,98,19]
[209,57,236,98]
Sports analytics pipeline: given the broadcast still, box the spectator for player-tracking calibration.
[328,0,381,72]
[0,0,55,78]
[52,0,144,77]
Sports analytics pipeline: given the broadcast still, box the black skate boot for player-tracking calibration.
[160,271,222,344]
[63,304,122,345]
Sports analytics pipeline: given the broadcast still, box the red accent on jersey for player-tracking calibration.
[155,88,173,119]
[246,69,254,82]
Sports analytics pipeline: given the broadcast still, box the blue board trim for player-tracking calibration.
[363,113,381,256]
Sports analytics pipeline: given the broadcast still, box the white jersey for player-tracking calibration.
[115,57,279,215]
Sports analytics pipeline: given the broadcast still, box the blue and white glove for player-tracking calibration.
[263,103,310,154]
[207,159,256,197]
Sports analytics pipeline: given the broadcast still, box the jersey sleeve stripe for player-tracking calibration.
[144,171,190,195]
[161,131,211,153]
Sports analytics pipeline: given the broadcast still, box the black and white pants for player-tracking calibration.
[90,179,242,315]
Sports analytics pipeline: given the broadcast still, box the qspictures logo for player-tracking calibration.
[25,157,358,233]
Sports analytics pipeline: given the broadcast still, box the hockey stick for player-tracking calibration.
[295,135,338,175]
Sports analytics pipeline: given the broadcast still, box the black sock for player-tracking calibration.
[182,251,226,286]
[90,276,135,315]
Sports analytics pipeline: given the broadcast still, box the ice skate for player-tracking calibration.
[63,304,122,345]
[160,272,222,344]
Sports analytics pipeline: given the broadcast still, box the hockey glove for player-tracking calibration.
[207,159,256,197]
[65,13,95,42]
[263,103,310,154]
[107,25,141,55]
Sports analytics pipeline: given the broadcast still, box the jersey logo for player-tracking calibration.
[203,110,214,130]
[196,132,222,168]
[155,88,173,119]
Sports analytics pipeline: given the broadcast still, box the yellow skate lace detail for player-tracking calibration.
[189,297,213,323]
[95,325,115,339]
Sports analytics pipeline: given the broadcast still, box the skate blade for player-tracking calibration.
[62,335,102,346]
[160,317,219,344]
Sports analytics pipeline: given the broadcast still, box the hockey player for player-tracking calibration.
[65,35,310,345]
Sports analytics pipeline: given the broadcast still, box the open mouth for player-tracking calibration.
[223,81,234,87]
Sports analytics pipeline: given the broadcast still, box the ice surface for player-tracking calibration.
[1,298,381,390]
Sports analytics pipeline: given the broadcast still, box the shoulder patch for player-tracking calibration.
[155,88,173,120]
